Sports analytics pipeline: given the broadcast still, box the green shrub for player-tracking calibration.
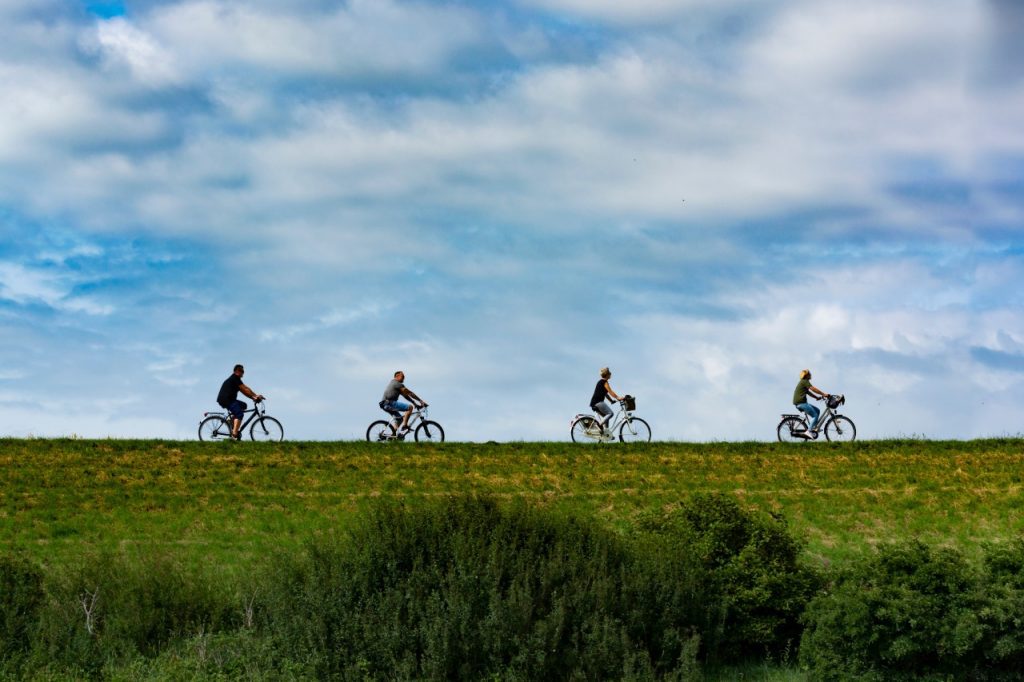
[976,539,1024,673]
[0,554,45,667]
[260,496,696,679]
[36,551,237,672]
[636,494,822,665]
[799,541,989,680]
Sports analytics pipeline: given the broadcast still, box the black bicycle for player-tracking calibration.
[198,399,283,442]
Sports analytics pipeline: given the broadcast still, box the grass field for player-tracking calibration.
[3,438,1024,571]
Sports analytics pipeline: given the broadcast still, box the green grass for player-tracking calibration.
[2,438,1024,572]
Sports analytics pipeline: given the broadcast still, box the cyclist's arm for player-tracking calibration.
[606,382,622,402]
[809,385,828,399]
[401,387,426,407]
[240,383,263,401]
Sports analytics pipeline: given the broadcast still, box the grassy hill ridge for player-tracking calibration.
[2,438,1023,568]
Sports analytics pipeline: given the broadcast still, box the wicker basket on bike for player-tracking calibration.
[825,394,845,409]
[621,395,636,411]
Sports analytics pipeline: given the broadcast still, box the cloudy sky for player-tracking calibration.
[0,0,1021,440]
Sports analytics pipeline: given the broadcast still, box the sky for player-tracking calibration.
[0,0,1022,441]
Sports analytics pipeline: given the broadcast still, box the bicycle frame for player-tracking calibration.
[605,402,630,434]
[383,407,428,437]
[793,405,836,433]
[204,401,267,436]
[582,401,638,441]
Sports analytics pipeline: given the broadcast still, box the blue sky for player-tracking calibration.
[0,0,1022,440]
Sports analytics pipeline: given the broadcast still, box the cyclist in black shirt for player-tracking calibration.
[591,367,623,433]
[217,364,264,440]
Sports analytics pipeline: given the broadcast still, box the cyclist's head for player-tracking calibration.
[800,369,811,380]
[234,364,245,375]
[394,370,404,380]
[600,367,611,379]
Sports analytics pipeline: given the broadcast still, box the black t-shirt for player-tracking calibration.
[217,374,243,407]
[590,379,609,407]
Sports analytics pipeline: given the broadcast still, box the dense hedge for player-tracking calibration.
[636,494,821,664]
[800,539,1024,680]
[0,554,45,667]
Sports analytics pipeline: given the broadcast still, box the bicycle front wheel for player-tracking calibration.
[619,417,651,443]
[366,420,396,442]
[199,416,230,441]
[570,416,602,443]
[777,417,808,442]
[249,416,283,442]
[824,416,856,442]
[414,420,445,443]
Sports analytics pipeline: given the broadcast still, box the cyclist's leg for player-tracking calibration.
[796,402,820,431]
[379,401,404,434]
[385,400,412,432]
[228,400,247,437]
[592,402,612,430]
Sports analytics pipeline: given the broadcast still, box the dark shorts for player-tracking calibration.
[223,400,246,420]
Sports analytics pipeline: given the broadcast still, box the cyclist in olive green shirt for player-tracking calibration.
[793,369,830,438]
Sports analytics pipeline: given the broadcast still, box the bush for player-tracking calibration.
[799,541,989,680]
[260,496,697,679]
[636,493,822,665]
[35,551,238,672]
[0,554,45,666]
[976,539,1024,673]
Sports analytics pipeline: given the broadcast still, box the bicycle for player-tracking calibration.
[777,394,856,442]
[198,399,284,442]
[366,406,445,442]
[570,395,651,443]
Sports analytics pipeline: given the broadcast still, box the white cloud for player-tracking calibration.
[141,0,485,79]
[0,0,1021,442]
[0,262,113,315]
[517,0,757,24]
[90,17,183,86]
[259,302,394,342]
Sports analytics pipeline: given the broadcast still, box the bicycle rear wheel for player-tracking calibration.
[824,416,856,442]
[199,416,231,441]
[366,420,396,442]
[570,416,602,443]
[414,420,445,443]
[250,416,284,442]
[619,416,651,442]
[777,417,808,443]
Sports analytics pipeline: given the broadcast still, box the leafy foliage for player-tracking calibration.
[636,494,822,664]
[800,540,1024,680]
[260,496,678,679]
[0,554,44,668]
